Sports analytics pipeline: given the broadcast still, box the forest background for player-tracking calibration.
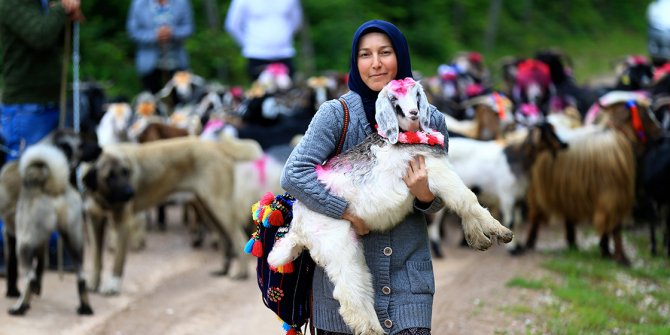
[0,0,651,99]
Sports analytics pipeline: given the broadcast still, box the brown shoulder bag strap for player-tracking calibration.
[335,98,350,155]
[308,98,350,335]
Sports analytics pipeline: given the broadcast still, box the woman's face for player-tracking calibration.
[357,32,398,92]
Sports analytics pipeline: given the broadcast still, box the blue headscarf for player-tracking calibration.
[348,20,413,130]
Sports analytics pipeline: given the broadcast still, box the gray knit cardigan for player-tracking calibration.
[281,91,449,334]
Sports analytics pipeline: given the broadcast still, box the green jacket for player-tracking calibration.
[0,0,68,104]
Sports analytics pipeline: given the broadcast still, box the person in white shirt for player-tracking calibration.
[224,0,303,81]
[648,0,670,66]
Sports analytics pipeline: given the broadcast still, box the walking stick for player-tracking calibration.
[59,22,72,129]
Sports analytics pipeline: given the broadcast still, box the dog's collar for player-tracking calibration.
[376,126,445,147]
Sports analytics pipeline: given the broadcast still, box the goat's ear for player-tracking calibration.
[375,86,399,144]
[417,83,431,131]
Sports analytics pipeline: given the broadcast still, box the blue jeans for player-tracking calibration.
[0,103,60,270]
[1,103,60,161]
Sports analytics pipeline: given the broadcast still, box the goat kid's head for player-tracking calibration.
[376,78,431,144]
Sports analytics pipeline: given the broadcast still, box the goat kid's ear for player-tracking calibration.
[83,167,97,191]
[417,84,431,131]
[375,86,399,144]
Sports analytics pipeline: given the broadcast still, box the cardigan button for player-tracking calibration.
[384,319,393,328]
[382,286,391,295]
[383,247,393,256]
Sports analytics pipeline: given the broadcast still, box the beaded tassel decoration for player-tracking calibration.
[244,192,297,273]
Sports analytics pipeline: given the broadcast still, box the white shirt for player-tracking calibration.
[225,0,303,60]
[648,0,670,30]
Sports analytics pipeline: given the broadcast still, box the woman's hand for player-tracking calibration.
[403,155,435,203]
[343,209,369,236]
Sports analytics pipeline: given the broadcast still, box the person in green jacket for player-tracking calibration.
[0,0,83,277]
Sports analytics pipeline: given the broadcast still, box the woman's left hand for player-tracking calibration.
[403,155,435,203]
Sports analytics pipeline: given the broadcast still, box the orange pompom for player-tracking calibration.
[268,209,284,226]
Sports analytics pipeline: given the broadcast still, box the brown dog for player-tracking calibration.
[82,135,262,295]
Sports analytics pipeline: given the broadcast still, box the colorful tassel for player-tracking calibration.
[268,209,284,226]
[244,238,255,254]
[251,202,260,220]
[251,240,263,257]
[286,328,298,335]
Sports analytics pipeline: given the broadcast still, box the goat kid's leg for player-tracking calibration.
[430,165,513,250]
[501,198,524,255]
[307,218,385,335]
[4,231,20,297]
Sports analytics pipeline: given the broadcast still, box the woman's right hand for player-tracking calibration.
[343,209,369,235]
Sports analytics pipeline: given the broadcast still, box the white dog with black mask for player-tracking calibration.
[268,78,513,335]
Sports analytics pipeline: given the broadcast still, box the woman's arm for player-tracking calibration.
[281,99,349,219]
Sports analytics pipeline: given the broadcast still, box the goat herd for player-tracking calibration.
[0,51,669,317]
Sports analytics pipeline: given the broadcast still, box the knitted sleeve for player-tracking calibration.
[0,0,67,51]
[281,99,349,219]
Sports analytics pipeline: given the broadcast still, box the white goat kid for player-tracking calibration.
[268,78,513,335]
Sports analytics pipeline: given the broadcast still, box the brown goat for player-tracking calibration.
[525,99,662,265]
[525,127,636,265]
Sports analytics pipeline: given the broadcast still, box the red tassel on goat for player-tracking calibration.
[268,209,284,226]
[286,328,298,335]
[260,192,275,206]
[280,261,294,273]
[251,240,264,257]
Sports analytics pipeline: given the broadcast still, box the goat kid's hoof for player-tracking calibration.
[77,304,94,315]
[8,303,30,316]
[464,232,492,251]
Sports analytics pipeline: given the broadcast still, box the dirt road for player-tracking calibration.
[0,213,552,335]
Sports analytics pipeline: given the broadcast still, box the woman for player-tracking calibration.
[281,20,448,335]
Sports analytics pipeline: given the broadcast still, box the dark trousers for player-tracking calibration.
[140,68,180,94]
[247,57,294,81]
